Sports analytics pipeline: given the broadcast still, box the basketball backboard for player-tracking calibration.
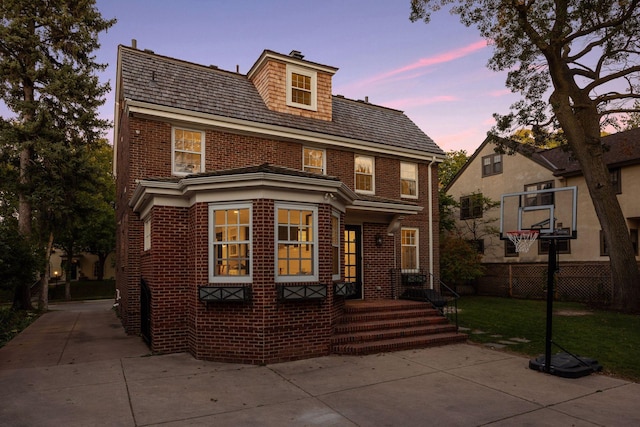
[500,186,577,240]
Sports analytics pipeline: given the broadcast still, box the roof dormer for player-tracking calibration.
[247,50,338,122]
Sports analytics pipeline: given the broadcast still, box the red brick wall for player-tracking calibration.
[115,113,441,362]
[188,200,336,364]
[141,206,189,353]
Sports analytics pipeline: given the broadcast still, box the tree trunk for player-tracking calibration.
[550,90,640,312]
[97,253,107,281]
[38,232,55,311]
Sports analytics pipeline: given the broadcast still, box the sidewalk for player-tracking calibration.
[1,299,638,426]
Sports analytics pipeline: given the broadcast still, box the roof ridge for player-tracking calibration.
[119,44,246,77]
[333,94,403,113]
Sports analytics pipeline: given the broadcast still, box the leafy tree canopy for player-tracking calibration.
[411,0,640,140]
[439,149,468,189]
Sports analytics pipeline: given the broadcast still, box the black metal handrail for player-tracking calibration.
[429,273,460,331]
[391,268,462,331]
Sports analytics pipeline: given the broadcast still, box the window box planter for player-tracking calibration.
[198,286,252,302]
[401,273,427,286]
[277,284,327,301]
[334,282,357,297]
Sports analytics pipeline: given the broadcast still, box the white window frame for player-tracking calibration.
[331,211,341,281]
[208,203,253,284]
[143,217,151,251]
[172,127,205,176]
[400,162,418,199]
[401,228,419,272]
[286,64,317,111]
[303,147,326,175]
[354,154,375,194]
[275,203,319,283]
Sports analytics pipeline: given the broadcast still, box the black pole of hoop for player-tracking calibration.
[544,238,557,373]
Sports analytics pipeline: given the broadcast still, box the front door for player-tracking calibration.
[344,225,363,299]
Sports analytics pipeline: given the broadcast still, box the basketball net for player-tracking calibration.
[506,230,539,253]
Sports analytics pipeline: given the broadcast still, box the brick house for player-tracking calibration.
[114,45,453,364]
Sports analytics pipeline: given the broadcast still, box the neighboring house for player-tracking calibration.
[445,129,640,301]
[113,45,448,364]
[49,250,116,282]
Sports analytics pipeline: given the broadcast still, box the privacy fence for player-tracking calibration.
[475,262,617,304]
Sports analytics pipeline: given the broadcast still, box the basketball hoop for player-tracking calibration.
[506,230,539,253]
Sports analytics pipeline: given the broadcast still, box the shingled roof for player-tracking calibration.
[539,128,640,176]
[444,129,640,191]
[118,46,444,156]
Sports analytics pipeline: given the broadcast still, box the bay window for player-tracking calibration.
[209,203,252,283]
[276,204,318,282]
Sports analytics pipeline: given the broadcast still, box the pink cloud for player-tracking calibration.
[365,40,488,85]
[489,89,512,97]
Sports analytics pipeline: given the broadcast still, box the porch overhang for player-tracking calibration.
[348,199,423,216]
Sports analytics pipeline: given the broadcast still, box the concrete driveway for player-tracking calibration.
[1,299,638,426]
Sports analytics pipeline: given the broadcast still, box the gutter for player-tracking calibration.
[428,156,436,289]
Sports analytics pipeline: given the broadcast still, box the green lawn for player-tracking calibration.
[457,296,640,381]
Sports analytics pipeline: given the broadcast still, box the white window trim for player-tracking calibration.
[354,154,375,195]
[400,162,418,199]
[208,202,253,284]
[274,203,319,283]
[143,217,151,251]
[286,64,317,111]
[303,147,326,175]
[331,210,341,281]
[401,227,420,273]
[172,127,205,176]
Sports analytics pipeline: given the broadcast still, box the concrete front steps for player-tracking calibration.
[332,299,468,355]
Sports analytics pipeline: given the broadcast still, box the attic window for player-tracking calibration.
[286,65,317,111]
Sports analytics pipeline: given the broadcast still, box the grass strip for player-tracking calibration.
[457,296,640,381]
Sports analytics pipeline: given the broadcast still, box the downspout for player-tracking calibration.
[428,156,437,289]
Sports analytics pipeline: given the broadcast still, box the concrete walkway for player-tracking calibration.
[0,300,638,426]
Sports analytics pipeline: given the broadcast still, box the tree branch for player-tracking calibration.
[585,64,640,93]
[566,0,640,45]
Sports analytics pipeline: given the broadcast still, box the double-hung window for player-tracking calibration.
[524,181,554,206]
[209,203,252,283]
[401,162,418,198]
[286,65,317,111]
[173,127,204,175]
[460,193,483,219]
[401,228,419,271]
[610,168,621,194]
[482,154,502,176]
[276,204,318,282]
[303,147,325,174]
[355,155,375,194]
